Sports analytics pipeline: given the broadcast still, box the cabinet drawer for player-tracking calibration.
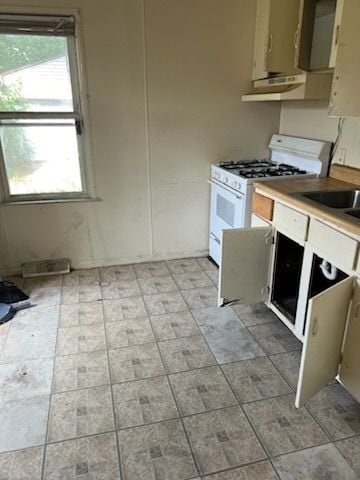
[252,192,274,220]
[308,219,358,272]
[273,203,308,242]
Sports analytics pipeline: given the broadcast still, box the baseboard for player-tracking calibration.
[0,249,209,277]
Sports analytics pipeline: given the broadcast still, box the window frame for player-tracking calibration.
[0,9,94,204]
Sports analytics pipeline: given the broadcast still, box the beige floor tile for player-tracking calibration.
[143,291,188,315]
[205,269,219,286]
[103,297,147,322]
[232,303,279,327]
[62,268,100,287]
[169,366,237,416]
[61,284,102,304]
[44,432,120,479]
[184,406,266,475]
[158,336,216,373]
[173,271,213,290]
[56,324,106,356]
[0,395,50,452]
[0,446,44,480]
[270,351,302,389]
[206,461,278,479]
[192,307,265,363]
[336,436,360,476]
[118,419,197,480]
[196,257,218,272]
[100,264,136,283]
[307,384,360,440]
[243,394,329,456]
[150,311,200,341]
[101,279,141,300]
[105,318,155,349]
[248,321,302,355]
[166,258,202,274]
[134,261,170,279]
[113,376,178,428]
[53,350,110,392]
[273,444,358,480]
[24,276,62,306]
[47,385,114,442]
[181,286,218,309]
[0,357,54,402]
[59,301,103,327]
[138,275,178,295]
[0,306,58,363]
[109,343,165,383]
[222,357,292,403]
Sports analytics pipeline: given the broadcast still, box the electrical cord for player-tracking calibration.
[330,116,345,162]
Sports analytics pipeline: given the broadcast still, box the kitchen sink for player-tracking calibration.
[297,189,360,209]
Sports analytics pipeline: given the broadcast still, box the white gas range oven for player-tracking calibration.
[209,134,332,265]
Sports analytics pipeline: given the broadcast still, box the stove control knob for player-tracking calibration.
[224,177,228,184]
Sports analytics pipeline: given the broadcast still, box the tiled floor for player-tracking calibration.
[0,257,359,479]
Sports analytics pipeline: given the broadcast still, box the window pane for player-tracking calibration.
[0,123,82,195]
[0,34,74,112]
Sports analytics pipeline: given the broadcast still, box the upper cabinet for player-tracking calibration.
[329,0,360,116]
[248,0,360,116]
[295,0,337,72]
[253,0,300,81]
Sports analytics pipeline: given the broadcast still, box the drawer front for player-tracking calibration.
[273,203,308,242]
[308,219,358,272]
[252,192,274,221]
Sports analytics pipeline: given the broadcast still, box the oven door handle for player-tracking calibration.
[208,179,244,199]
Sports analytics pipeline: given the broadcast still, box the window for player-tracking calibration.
[0,13,90,202]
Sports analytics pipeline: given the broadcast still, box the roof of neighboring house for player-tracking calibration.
[1,54,72,102]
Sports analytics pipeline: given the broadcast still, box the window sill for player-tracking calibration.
[0,196,102,206]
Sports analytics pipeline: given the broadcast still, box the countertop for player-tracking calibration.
[254,176,360,238]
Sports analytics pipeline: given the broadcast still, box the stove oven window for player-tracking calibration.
[216,194,235,227]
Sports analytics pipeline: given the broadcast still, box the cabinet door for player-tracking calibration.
[218,227,273,306]
[329,0,360,116]
[295,276,353,408]
[340,279,360,402]
[266,0,300,74]
[295,0,316,71]
[329,0,345,68]
[253,0,271,80]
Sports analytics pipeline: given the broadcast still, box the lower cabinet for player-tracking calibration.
[218,223,360,407]
[218,226,307,339]
[218,226,273,307]
[296,273,360,407]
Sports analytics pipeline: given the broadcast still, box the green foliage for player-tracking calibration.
[1,126,34,179]
[0,79,26,111]
[0,34,66,73]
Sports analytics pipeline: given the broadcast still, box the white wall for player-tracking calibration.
[280,100,360,168]
[0,0,281,274]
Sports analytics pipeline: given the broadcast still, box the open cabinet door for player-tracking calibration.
[329,0,360,116]
[266,0,300,74]
[295,276,353,408]
[339,279,360,402]
[294,0,316,71]
[218,227,273,306]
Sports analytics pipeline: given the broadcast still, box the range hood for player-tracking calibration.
[242,72,333,102]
